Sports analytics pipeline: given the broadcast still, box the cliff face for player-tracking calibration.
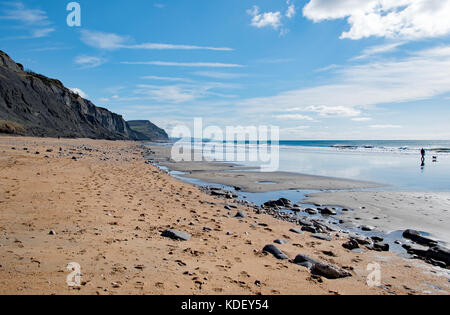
[127,120,169,141]
[0,50,167,141]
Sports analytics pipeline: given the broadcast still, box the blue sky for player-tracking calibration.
[1,0,450,139]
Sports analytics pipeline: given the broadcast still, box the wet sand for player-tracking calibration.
[304,191,450,245]
[145,144,383,193]
[0,136,448,295]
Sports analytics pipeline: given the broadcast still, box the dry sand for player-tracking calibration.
[0,136,449,295]
[305,191,450,245]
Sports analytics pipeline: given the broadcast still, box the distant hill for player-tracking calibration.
[127,120,169,141]
[0,50,168,141]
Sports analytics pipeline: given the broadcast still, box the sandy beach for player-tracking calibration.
[0,136,449,295]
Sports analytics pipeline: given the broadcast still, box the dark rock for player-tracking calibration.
[234,210,246,219]
[262,244,288,260]
[161,229,191,241]
[359,225,375,231]
[305,208,318,215]
[402,229,438,247]
[371,242,389,252]
[311,262,352,279]
[319,208,337,215]
[301,225,318,233]
[293,254,318,269]
[371,236,384,242]
[289,228,303,234]
[426,246,450,266]
[342,239,359,250]
[311,233,332,241]
[48,230,56,235]
[263,198,291,208]
[274,239,288,245]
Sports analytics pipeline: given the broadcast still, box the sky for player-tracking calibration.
[1,0,450,140]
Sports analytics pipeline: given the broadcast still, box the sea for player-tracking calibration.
[174,139,450,191]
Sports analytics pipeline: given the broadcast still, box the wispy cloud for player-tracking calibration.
[370,125,402,129]
[193,71,246,79]
[353,42,406,60]
[275,114,314,121]
[0,2,55,39]
[237,45,450,118]
[351,117,372,122]
[141,76,193,82]
[74,55,106,68]
[121,61,244,68]
[80,30,233,51]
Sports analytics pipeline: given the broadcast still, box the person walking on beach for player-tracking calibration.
[420,148,426,168]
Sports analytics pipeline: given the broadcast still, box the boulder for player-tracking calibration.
[262,244,288,260]
[293,254,318,269]
[311,262,352,279]
[311,233,332,241]
[402,229,438,247]
[161,229,191,241]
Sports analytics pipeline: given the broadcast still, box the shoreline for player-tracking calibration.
[0,136,449,295]
[144,143,450,261]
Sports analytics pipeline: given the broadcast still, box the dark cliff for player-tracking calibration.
[0,50,168,141]
[127,120,169,141]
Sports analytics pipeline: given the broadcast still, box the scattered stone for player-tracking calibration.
[202,227,212,232]
[342,239,359,250]
[293,254,318,269]
[311,233,332,241]
[402,229,438,247]
[359,225,375,232]
[305,208,318,215]
[289,228,303,234]
[161,229,191,241]
[301,225,318,233]
[48,230,56,235]
[262,244,288,260]
[371,242,389,252]
[371,236,384,242]
[319,208,337,215]
[274,239,288,245]
[234,210,246,219]
[263,198,291,208]
[311,262,352,279]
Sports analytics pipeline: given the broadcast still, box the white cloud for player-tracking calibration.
[351,117,372,122]
[141,76,192,82]
[69,88,88,99]
[286,1,296,18]
[247,6,282,30]
[121,61,243,68]
[303,0,450,40]
[1,2,50,25]
[0,2,55,39]
[80,30,233,51]
[238,45,450,118]
[74,55,106,68]
[370,125,402,129]
[193,71,246,79]
[275,114,314,121]
[354,42,405,60]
